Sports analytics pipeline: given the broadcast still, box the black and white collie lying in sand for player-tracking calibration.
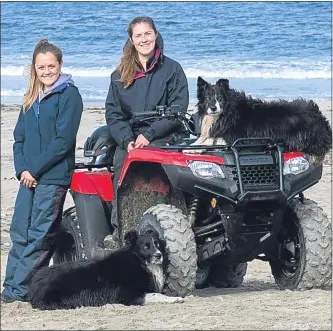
[28,230,183,310]
[189,76,332,161]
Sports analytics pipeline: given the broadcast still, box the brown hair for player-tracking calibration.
[117,16,158,88]
[23,38,63,111]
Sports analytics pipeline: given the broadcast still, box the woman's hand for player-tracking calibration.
[127,141,136,152]
[135,134,150,148]
[20,170,37,188]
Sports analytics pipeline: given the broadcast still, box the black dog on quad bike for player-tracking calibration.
[193,76,332,160]
[28,230,165,310]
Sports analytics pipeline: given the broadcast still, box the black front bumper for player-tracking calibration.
[162,138,322,209]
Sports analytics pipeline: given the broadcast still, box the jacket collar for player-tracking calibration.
[135,48,161,80]
[32,82,71,118]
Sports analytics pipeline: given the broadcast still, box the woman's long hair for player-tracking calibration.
[23,38,63,112]
[117,16,157,88]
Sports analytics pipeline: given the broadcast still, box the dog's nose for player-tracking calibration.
[211,106,217,112]
[154,252,162,260]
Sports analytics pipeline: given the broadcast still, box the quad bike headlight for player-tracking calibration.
[187,161,225,179]
[283,156,309,175]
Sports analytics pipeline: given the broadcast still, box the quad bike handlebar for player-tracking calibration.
[133,105,196,136]
[134,104,184,119]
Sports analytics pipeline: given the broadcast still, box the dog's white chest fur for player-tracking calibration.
[144,264,185,305]
[146,263,165,293]
[185,115,226,154]
[200,115,217,141]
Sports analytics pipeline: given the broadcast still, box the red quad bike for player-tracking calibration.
[53,105,332,297]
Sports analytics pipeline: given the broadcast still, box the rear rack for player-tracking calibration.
[74,163,114,172]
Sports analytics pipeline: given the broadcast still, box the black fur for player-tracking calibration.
[197,77,332,160]
[27,230,163,310]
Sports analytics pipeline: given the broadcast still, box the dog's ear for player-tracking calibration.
[144,228,159,240]
[124,229,138,247]
[216,78,229,90]
[197,76,209,89]
[139,227,159,240]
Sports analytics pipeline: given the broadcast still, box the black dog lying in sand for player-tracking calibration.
[189,76,332,161]
[28,230,183,310]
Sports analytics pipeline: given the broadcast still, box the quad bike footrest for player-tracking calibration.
[197,235,230,262]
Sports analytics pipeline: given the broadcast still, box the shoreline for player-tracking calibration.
[2,77,332,107]
[1,100,332,112]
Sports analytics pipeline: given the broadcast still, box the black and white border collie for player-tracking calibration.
[189,76,332,161]
[190,76,226,147]
[28,230,182,310]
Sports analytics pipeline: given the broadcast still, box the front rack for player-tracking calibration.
[159,144,230,152]
[162,137,285,197]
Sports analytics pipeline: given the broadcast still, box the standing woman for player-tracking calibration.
[1,39,83,303]
[105,16,189,233]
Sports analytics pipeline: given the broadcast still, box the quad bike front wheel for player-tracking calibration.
[270,198,332,290]
[52,207,87,264]
[138,204,198,297]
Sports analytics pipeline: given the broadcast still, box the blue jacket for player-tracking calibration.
[13,81,83,185]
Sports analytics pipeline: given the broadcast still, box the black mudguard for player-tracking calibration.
[71,191,113,258]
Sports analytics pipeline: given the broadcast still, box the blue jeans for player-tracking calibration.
[2,184,68,301]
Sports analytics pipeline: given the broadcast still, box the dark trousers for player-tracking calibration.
[2,184,68,300]
[111,146,128,230]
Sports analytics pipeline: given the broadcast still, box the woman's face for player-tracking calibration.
[35,52,62,90]
[131,22,157,59]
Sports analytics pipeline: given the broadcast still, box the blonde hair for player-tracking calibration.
[23,38,63,111]
[117,16,158,88]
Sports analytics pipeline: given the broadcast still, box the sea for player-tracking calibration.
[1,1,332,106]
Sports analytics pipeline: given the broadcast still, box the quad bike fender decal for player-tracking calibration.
[118,148,224,185]
[70,171,114,201]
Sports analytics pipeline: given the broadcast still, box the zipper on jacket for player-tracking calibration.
[144,73,154,112]
[35,85,69,153]
[37,103,41,153]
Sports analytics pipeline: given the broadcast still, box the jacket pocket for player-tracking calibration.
[41,159,69,181]
[64,158,69,172]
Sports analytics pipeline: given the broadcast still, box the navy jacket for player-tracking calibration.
[13,83,83,185]
[105,34,189,150]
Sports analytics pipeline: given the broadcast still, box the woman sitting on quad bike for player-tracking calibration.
[105,16,189,232]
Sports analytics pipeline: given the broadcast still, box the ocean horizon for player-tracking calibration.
[1,1,331,105]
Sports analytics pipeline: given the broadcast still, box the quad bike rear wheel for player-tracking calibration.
[138,204,197,297]
[270,198,332,290]
[195,265,211,289]
[209,262,248,288]
[52,207,87,264]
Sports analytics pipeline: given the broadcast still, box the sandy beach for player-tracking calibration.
[0,101,332,330]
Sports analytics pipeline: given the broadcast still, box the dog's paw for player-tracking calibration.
[144,293,185,304]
